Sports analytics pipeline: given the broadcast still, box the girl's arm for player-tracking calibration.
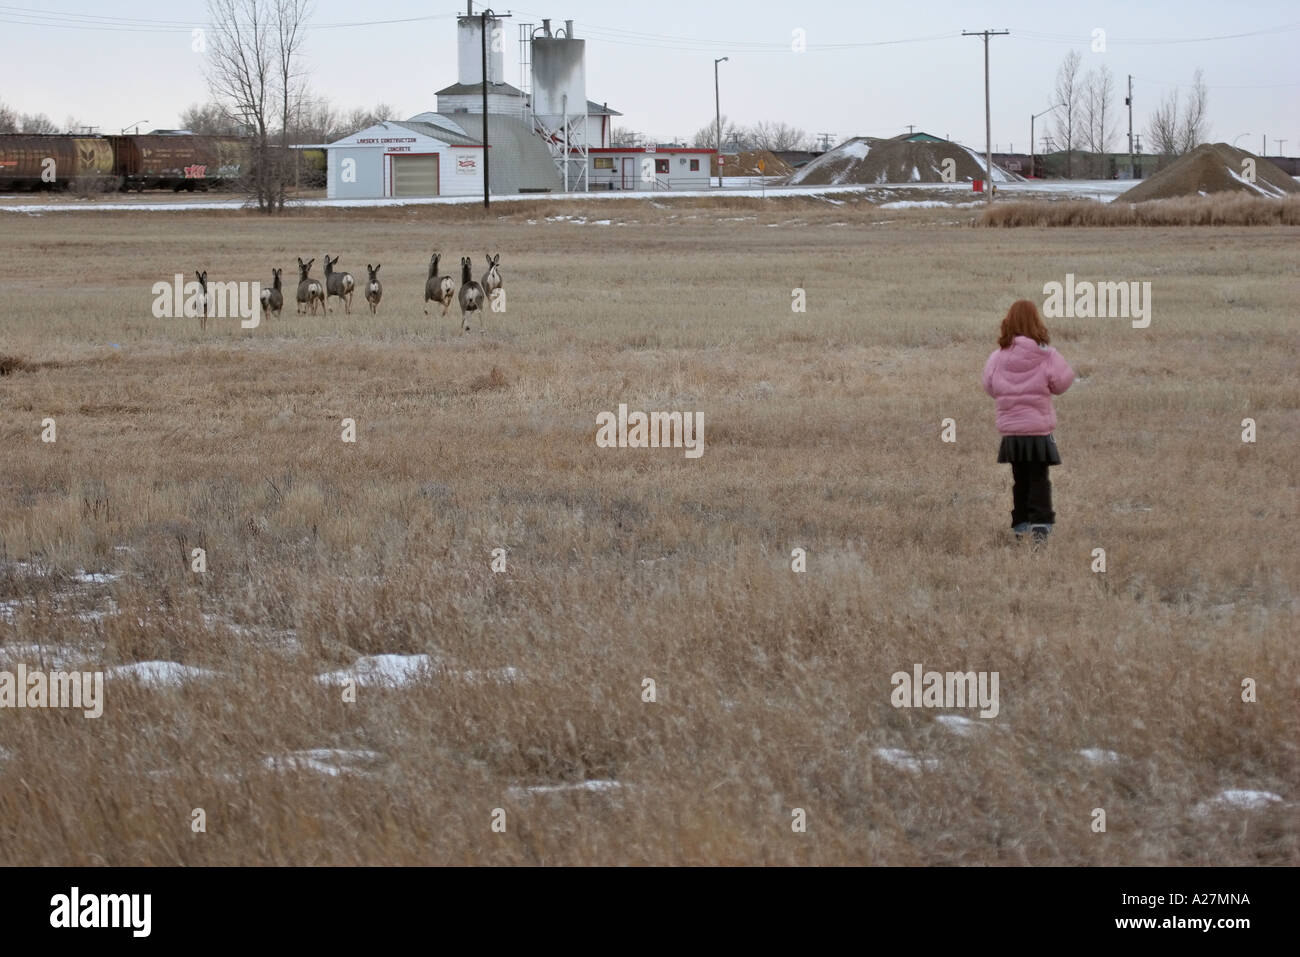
[982,352,998,397]
[1047,349,1076,395]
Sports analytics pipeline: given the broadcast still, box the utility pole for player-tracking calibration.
[962,29,1009,204]
[1262,133,1266,155]
[1031,104,1062,181]
[1277,139,1288,156]
[714,57,728,187]
[478,5,513,209]
[1125,74,1134,178]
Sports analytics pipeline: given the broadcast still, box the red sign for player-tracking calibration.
[184,164,208,179]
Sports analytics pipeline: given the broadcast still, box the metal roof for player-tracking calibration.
[388,120,482,147]
[435,81,526,97]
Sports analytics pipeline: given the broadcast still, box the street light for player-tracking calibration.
[1232,132,1250,148]
[1030,104,1062,180]
[714,57,728,188]
[123,119,148,134]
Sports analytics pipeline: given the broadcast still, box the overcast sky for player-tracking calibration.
[2,1,1297,153]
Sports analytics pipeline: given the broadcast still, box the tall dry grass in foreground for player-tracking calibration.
[0,202,1296,864]
[980,193,1300,227]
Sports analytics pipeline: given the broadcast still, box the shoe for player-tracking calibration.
[1031,524,1052,543]
[1012,522,1030,540]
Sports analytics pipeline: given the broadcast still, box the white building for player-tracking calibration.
[588,147,714,190]
[325,117,485,199]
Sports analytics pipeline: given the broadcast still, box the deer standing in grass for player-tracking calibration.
[195,269,209,331]
[260,267,284,321]
[323,254,355,314]
[458,256,485,333]
[364,264,382,314]
[424,253,455,317]
[481,253,502,313]
[296,257,324,315]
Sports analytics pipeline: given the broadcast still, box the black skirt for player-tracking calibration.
[997,434,1061,465]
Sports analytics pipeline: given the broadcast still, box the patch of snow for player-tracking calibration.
[1078,748,1123,765]
[263,748,382,777]
[935,715,988,736]
[909,165,921,182]
[316,653,434,688]
[874,747,940,772]
[879,200,955,209]
[106,661,220,686]
[508,779,623,797]
[1191,788,1286,819]
[71,571,120,585]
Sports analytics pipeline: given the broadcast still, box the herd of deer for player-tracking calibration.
[198,252,504,333]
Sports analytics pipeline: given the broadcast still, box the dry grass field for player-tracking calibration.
[0,195,1296,865]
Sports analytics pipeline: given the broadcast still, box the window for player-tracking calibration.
[689,159,700,171]
[593,157,614,169]
[654,158,669,174]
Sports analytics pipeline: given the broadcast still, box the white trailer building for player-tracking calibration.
[587,147,715,191]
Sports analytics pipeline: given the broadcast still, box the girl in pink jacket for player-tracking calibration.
[982,299,1075,542]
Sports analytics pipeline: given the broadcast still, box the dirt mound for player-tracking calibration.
[789,137,1019,186]
[713,149,795,177]
[1117,143,1299,202]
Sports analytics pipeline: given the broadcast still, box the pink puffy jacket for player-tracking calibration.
[983,335,1075,435]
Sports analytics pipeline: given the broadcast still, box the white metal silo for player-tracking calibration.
[530,20,589,190]
[457,5,505,86]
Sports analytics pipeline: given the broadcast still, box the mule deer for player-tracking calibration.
[323,254,355,314]
[260,267,284,321]
[458,256,485,333]
[364,264,382,314]
[195,269,209,331]
[424,253,456,317]
[481,253,502,312]
[296,257,324,315]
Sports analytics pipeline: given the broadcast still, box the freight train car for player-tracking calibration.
[0,132,250,191]
[107,133,248,191]
[0,134,114,190]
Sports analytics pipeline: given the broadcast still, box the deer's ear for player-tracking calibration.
[375,264,381,273]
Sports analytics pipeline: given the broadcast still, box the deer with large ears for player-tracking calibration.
[323,254,355,314]
[458,256,485,334]
[423,253,456,318]
[260,267,284,321]
[195,269,209,332]
[364,264,382,314]
[296,257,324,315]
[480,253,502,311]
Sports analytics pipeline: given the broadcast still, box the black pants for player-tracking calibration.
[1011,461,1054,526]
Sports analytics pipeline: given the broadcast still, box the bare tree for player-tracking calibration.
[19,112,58,133]
[0,101,16,133]
[205,0,309,212]
[749,121,810,151]
[692,114,748,151]
[180,101,246,134]
[1178,69,1209,153]
[1083,65,1117,177]
[1145,70,1209,160]
[341,103,399,133]
[1053,50,1083,177]
[1146,90,1181,156]
[608,125,643,148]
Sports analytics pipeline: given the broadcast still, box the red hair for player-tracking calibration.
[998,299,1050,349]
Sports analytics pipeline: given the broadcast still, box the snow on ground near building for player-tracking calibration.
[0,178,1131,215]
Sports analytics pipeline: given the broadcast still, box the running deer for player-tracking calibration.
[195,269,209,331]
[481,253,502,312]
[423,253,455,317]
[364,264,382,314]
[458,256,485,333]
[260,267,284,321]
[323,254,355,314]
[296,257,324,315]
